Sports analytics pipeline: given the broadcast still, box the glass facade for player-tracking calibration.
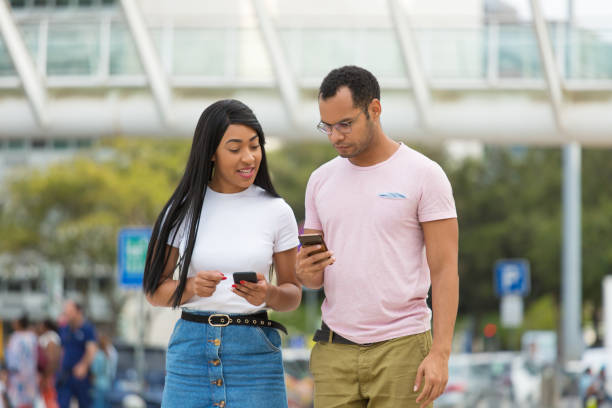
[1,4,612,85]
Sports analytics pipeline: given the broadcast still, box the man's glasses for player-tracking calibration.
[316,111,363,136]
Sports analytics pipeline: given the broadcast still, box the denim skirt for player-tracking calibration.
[161,311,288,408]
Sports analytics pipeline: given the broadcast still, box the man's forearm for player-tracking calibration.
[430,267,459,357]
[78,343,97,369]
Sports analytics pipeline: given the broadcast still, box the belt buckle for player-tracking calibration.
[208,314,232,327]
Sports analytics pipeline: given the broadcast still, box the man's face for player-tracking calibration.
[318,87,374,159]
[63,301,78,324]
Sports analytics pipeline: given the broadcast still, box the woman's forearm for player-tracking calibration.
[265,282,302,312]
[146,278,195,307]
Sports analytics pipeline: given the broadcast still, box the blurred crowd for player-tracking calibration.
[581,366,611,408]
[0,300,117,408]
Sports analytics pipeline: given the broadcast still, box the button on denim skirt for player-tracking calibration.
[161,311,288,408]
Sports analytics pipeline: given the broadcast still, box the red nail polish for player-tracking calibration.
[240,280,246,284]
[222,277,227,280]
[232,284,237,288]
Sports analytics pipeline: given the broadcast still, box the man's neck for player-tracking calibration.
[70,316,84,329]
[348,131,399,167]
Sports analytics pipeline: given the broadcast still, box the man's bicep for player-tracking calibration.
[421,218,458,273]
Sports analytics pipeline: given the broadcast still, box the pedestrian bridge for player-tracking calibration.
[1,0,612,145]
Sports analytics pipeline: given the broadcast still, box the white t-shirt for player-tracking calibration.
[39,330,61,348]
[167,184,299,314]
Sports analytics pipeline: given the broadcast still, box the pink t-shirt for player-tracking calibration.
[304,143,457,344]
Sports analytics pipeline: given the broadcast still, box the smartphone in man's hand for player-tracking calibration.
[298,234,329,256]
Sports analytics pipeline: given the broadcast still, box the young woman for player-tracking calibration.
[143,99,301,408]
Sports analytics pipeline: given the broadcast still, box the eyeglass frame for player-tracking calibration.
[316,110,364,136]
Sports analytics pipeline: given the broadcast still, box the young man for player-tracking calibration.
[57,300,97,408]
[297,65,459,408]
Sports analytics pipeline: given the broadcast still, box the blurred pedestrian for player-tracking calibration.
[143,99,301,408]
[36,319,61,408]
[1,364,12,408]
[5,315,39,408]
[90,333,116,408]
[57,300,97,408]
[296,65,458,408]
[580,368,594,406]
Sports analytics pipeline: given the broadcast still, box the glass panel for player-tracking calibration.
[32,139,47,149]
[498,24,542,79]
[280,28,403,81]
[20,23,40,69]
[10,0,26,8]
[172,28,228,76]
[56,0,70,7]
[417,28,486,80]
[76,139,93,148]
[47,22,100,76]
[110,22,143,75]
[0,36,16,76]
[235,28,273,80]
[34,0,48,6]
[566,28,612,80]
[52,139,70,149]
[78,0,94,5]
[8,139,26,149]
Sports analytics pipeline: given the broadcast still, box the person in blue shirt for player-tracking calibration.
[57,300,97,408]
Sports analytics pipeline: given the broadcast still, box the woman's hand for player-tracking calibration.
[192,270,226,297]
[232,273,271,306]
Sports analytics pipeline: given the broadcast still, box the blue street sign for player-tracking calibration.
[118,227,152,289]
[494,259,530,296]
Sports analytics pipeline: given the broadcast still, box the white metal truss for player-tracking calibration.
[0,0,47,127]
[387,0,430,130]
[251,0,300,127]
[119,0,172,126]
[530,0,564,133]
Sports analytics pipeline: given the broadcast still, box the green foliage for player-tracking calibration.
[0,138,189,273]
[267,141,337,222]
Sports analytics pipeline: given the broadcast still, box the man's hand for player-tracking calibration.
[73,362,88,379]
[414,350,449,408]
[295,245,334,288]
[192,270,225,297]
[232,273,269,306]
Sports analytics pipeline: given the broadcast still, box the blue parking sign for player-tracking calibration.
[118,227,152,288]
[494,259,530,296]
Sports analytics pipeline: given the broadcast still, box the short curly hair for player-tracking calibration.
[319,66,380,116]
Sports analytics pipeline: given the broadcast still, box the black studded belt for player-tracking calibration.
[181,310,288,335]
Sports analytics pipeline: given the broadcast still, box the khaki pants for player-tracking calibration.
[310,331,433,408]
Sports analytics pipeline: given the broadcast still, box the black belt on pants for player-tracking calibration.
[181,310,288,335]
[313,321,373,346]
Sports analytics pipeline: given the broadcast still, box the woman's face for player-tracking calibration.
[209,124,262,193]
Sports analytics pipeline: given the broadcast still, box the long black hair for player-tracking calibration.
[143,99,279,307]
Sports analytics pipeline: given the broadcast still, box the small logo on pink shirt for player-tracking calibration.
[378,192,406,199]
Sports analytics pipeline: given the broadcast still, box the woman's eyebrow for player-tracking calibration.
[225,135,258,144]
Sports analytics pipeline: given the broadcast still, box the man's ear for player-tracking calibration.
[369,98,382,120]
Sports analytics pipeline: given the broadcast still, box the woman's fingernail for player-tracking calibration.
[232,284,237,288]
[222,277,227,280]
[240,280,246,284]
